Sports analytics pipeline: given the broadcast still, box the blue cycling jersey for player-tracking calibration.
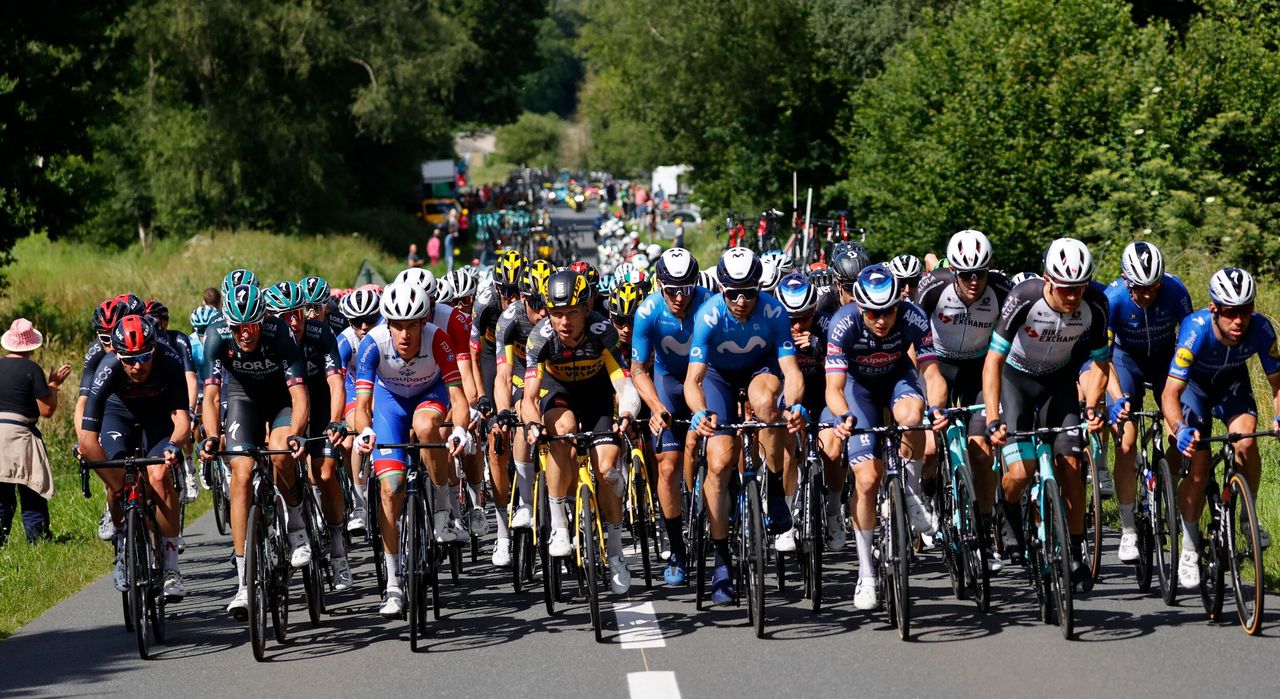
[826,300,936,381]
[688,293,795,372]
[189,331,208,383]
[631,287,712,377]
[1167,308,1280,384]
[1105,274,1193,362]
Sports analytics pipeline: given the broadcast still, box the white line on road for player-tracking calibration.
[628,671,682,699]
[613,600,665,649]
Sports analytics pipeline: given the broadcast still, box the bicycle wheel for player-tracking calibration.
[126,509,152,659]
[448,541,462,584]
[211,466,229,536]
[580,486,603,643]
[1081,446,1103,589]
[1153,457,1179,605]
[302,504,324,628]
[245,505,268,661]
[692,487,708,609]
[1227,473,1264,635]
[406,491,424,650]
[370,480,386,594]
[269,507,291,645]
[1134,460,1154,593]
[632,453,654,590]
[1043,479,1074,640]
[940,461,964,600]
[888,477,911,641]
[807,470,824,614]
[148,517,167,645]
[1200,497,1226,620]
[956,465,990,613]
[538,472,559,617]
[746,478,766,638]
[512,523,526,594]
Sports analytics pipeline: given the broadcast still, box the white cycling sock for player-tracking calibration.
[162,536,180,571]
[384,553,401,587]
[286,504,305,532]
[607,522,623,558]
[466,481,484,509]
[494,508,510,538]
[549,496,569,530]
[433,485,452,517]
[235,555,246,588]
[855,529,875,579]
[1118,503,1136,533]
[351,484,367,511]
[514,460,535,505]
[904,458,923,496]
[1181,518,1200,552]
[328,525,346,557]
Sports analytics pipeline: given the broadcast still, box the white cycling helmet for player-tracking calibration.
[760,254,784,294]
[645,243,662,259]
[339,288,381,319]
[1042,238,1093,284]
[614,261,635,283]
[380,281,431,321]
[1209,267,1256,306]
[717,247,762,288]
[434,278,457,305]
[447,268,477,299]
[395,268,437,300]
[698,269,720,292]
[1010,271,1041,286]
[946,229,993,272]
[888,254,923,281]
[853,264,900,311]
[1121,241,1164,287]
[632,253,651,271]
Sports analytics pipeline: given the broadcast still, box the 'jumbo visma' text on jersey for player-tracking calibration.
[525,312,626,384]
[355,322,461,399]
[989,279,1109,375]
[293,319,343,388]
[81,345,188,432]
[915,269,1011,360]
[1167,309,1280,384]
[631,287,712,378]
[469,284,504,354]
[687,293,796,372]
[825,301,935,380]
[1105,274,1193,361]
[203,316,306,395]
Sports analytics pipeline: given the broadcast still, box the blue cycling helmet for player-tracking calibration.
[264,280,306,313]
[777,273,818,315]
[189,305,221,329]
[853,264,900,311]
[221,269,259,300]
[299,276,330,305]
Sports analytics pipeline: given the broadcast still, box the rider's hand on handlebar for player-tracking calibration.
[649,411,670,437]
[928,405,949,432]
[163,441,181,467]
[691,410,717,438]
[326,421,348,445]
[200,436,220,461]
[449,426,474,457]
[986,420,1008,448]
[833,413,857,440]
[355,427,377,454]
[1108,396,1130,426]
[786,404,808,434]
[525,421,544,446]
[287,435,305,459]
[614,414,634,435]
[1084,405,1105,434]
[1175,423,1199,457]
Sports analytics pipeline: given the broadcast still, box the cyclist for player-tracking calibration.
[608,282,643,360]
[489,260,552,565]
[819,248,868,315]
[264,281,353,590]
[1162,268,1280,588]
[888,254,924,300]
[299,276,331,323]
[985,238,1110,586]
[144,300,201,503]
[914,229,1011,569]
[198,283,311,619]
[571,260,609,317]
[189,306,220,387]
[336,287,382,535]
[351,281,472,617]
[522,270,640,595]
[776,273,845,550]
[1103,242,1193,565]
[631,248,711,585]
[759,250,789,298]
[79,315,191,599]
[79,297,130,542]
[686,247,806,605]
[445,269,478,315]
[473,251,526,406]
[825,264,948,610]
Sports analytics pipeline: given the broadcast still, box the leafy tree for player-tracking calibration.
[520,0,585,117]
[494,111,565,166]
[447,0,549,124]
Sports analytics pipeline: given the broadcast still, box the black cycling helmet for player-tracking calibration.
[830,249,868,284]
[544,270,590,309]
[143,299,170,322]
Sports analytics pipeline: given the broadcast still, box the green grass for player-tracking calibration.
[0,229,403,640]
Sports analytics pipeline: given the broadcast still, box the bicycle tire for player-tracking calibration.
[956,465,990,613]
[149,515,167,645]
[537,471,559,616]
[448,542,462,584]
[1200,496,1226,621]
[581,485,603,642]
[1153,457,1179,605]
[889,477,911,641]
[1082,445,1103,589]
[406,491,423,650]
[269,506,291,646]
[746,479,766,638]
[512,526,526,594]
[1227,473,1264,635]
[122,588,133,633]
[370,480,386,594]
[212,466,229,536]
[1043,479,1074,640]
[807,468,824,614]
[302,502,324,628]
[423,488,441,621]
[940,458,964,600]
[245,505,267,662]
[693,487,708,609]
[1134,457,1154,593]
[633,453,653,590]
[126,509,151,659]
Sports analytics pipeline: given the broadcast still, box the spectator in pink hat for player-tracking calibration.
[0,318,71,545]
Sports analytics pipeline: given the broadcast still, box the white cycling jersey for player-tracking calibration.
[354,322,461,398]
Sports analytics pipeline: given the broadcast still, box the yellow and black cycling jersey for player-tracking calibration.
[523,311,627,385]
[496,301,540,388]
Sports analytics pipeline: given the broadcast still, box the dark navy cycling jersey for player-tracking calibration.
[78,341,109,397]
[688,293,796,372]
[163,328,195,374]
[81,345,188,432]
[631,287,712,378]
[202,315,306,398]
[1105,274,1193,362]
[1167,309,1280,384]
[293,318,343,389]
[825,300,935,381]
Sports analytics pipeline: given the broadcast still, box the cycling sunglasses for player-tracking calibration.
[611,313,634,327]
[1217,304,1254,319]
[1125,280,1161,294]
[499,285,522,299]
[229,322,261,333]
[350,314,379,328]
[662,284,696,298]
[1051,283,1088,295]
[955,270,987,282]
[723,287,759,302]
[118,350,154,366]
[862,306,897,321]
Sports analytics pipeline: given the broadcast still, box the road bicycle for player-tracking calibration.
[620,428,658,590]
[930,404,991,613]
[1125,409,1180,603]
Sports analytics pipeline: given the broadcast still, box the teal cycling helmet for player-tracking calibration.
[223,284,266,324]
[189,305,221,329]
[221,269,259,300]
[299,276,330,305]
[264,280,306,313]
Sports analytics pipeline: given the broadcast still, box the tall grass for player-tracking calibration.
[0,229,403,639]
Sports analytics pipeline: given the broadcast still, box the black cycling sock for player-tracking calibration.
[977,514,993,548]
[922,475,939,499]
[1070,533,1085,562]
[664,516,687,560]
[712,538,731,568]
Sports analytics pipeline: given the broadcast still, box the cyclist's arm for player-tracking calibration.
[605,349,640,417]
[982,349,1006,426]
[201,384,221,441]
[185,371,199,414]
[168,408,192,448]
[1267,372,1280,428]
[825,371,850,417]
[286,383,309,437]
[78,371,111,460]
[521,367,543,425]
[778,355,805,409]
[326,373,345,424]
[447,308,479,405]
[920,359,947,410]
[630,359,665,416]
[352,332,379,434]
[494,343,514,412]
[1160,378,1187,437]
[684,362,708,415]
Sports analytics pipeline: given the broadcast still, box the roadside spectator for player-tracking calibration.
[0,319,71,546]
[444,227,457,272]
[427,228,443,265]
[634,185,649,221]
[447,208,460,237]
[202,287,221,309]
[407,243,424,268]
[654,184,666,204]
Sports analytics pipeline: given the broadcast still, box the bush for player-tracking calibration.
[494,112,566,167]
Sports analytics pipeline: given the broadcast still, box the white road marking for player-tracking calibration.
[628,671,682,699]
[613,600,665,649]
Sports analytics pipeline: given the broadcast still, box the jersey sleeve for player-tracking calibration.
[273,325,306,387]
[203,330,225,387]
[1256,315,1280,376]
[687,299,717,367]
[824,306,854,373]
[78,343,102,396]
[914,270,946,312]
[173,333,195,373]
[631,297,657,365]
[80,359,118,432]
[447,308,472,361]
[336,332,353,375]
[1084,287,1111,363]
[160,356,190,413]
[903,303,937,364]
[1167,313,1205,383]
[354,333,380,394]
[430,329,462,387]
[495,307,515,367]
[524,321,553,381]
[319,326,343,377]
[990,282,1037,356]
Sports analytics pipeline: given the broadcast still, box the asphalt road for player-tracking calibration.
[5,210,1279,696]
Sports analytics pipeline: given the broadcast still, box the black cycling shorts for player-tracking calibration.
[936,356,988,436]
[538,375,619,448]
[223,395,292,454]
[999,363,1083,463]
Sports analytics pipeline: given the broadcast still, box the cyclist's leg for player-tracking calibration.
[1216,372,1260,492]
[342,397,367,530]
[845,378,882,580]
[701,366,742,583]
[997,364,1042,555]
[370,389,412,566]
[1044,377,1087,574]
[654,371,690,564]
[222,396,266,598]
[748,370,793,492]
[412,383,457,540]
[1109,352,1142,555]
[540,382,577,549]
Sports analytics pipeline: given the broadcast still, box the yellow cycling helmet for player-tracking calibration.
[497,250,527,290]
[544,270,590,309]
[608,282,642,320]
